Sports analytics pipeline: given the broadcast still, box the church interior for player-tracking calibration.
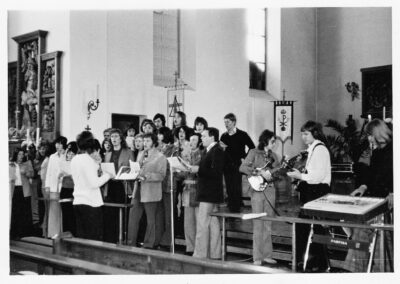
[7,7,395,276]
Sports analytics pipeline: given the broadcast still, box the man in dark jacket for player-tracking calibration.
[192,127,224,259]
[220,113,255,212]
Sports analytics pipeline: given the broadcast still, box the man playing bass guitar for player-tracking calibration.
[239,129,279,265]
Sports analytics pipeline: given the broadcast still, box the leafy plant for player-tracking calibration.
[325,116,369,163]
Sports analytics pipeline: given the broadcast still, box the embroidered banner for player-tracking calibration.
[274,101,294,143]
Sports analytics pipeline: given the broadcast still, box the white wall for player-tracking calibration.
[281,8,317,157]
[316,7,392,129]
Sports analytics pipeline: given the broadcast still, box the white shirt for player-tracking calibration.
[301,139,331,185]
[45,152,65,192]
[14,163,22,186]
[71,153,110,207]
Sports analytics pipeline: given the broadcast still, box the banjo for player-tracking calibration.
[248,151,308,192]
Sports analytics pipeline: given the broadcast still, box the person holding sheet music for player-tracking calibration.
[71,131,114,241]
[182,133,203,255]
[157,126,177,250]
[127,133,147,247]
[103,128,134,243]
[134,133,167,249]
[343,119,393,272]
[58,141,78,235]
[9,147,34,239]
[44,136,67,238]
[192,127,224,259]
[239,129,279,265]
[287,120,331,272]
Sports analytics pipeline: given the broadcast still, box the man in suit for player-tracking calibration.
[192,127,224,259]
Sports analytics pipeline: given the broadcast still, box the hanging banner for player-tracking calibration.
[274,101,294,143]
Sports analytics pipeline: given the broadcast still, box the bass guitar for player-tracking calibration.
[248,150,308,192]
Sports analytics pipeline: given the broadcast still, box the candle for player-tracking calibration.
[96,84,99,100]
[383,106,386,120]
[368,114,372,122]
[36,128,40,146]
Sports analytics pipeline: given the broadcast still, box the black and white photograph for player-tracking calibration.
[2,0,398,282]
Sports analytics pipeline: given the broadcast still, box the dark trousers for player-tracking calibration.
[296,183,330,270]
[60,187,76,235]
[10,186,33,239]
[224,167,243,212]
[103,180,126,243]
[74,204,103,241]
[36,179,45,225]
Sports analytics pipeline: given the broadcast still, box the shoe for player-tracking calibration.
[263,258,277,264]
[253,260,262,266]
[156,245,171,252]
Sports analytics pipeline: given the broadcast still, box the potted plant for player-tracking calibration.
[325,115,370,164]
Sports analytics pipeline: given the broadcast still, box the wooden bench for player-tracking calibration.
[10,246,138,275]
[54,237,291,274]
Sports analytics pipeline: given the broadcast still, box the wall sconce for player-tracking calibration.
[87,98,100,120]
[87,85,100,120]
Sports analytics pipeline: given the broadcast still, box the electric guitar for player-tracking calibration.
[248,150,308,192]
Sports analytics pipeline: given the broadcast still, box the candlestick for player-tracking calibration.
[383,106,386,120]
[36,128,40,146]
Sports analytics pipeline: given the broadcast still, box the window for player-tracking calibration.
[153,10,180,87]
[247,9,266,91]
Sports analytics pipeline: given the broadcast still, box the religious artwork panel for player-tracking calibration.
[8,62,18,139]
[42,58,56,94]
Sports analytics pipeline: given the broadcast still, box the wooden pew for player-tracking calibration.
[10,246,138,275]
[54,237,291,274]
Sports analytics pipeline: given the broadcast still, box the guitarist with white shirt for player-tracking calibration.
[287,120,331,272]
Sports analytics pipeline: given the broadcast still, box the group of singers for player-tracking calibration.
[9,111,393,272]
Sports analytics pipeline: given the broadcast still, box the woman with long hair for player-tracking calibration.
[128,133,167,249]
[193,116,208,134]
[58,141,78,235]
[157,126,176,250]
[240,129,279,265]
[343,119,393,272]
[103,128,134,243]
[10,147,34,239]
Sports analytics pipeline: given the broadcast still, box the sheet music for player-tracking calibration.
[241,212,267,220]
[115,166,139,180]
[100,162,116,176]
[129,160,141,172]
[167,157,189,172]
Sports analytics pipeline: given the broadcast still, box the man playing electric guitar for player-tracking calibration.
[239,129,279,266]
